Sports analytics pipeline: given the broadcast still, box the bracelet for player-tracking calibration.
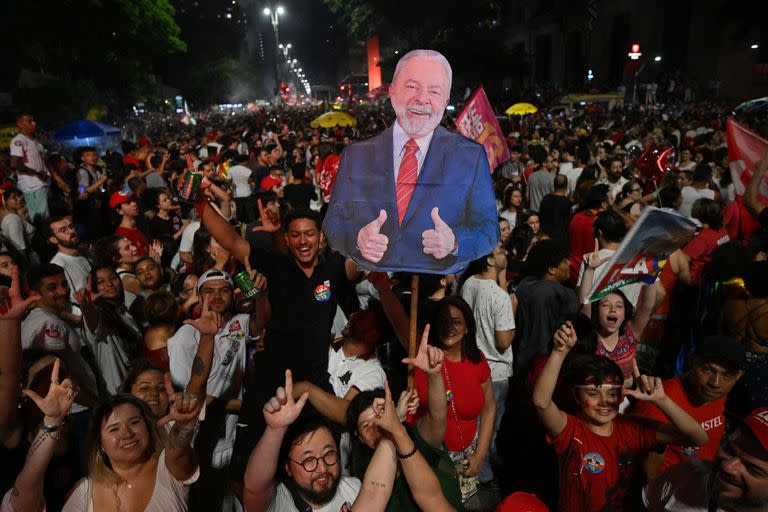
[39,420,65,433]
[396,443,418,459]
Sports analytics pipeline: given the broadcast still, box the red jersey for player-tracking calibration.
[629,376,725,474]
[412,354,490,452]
[552,414,656,512]
[682,227,730,285]
[568,209,601,286]
[260,175,283,192]
[116,226,149,258]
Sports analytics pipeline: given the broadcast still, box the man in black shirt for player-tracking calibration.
[196,197,361,478]
[539,174,572,243]
[283,163,317,210]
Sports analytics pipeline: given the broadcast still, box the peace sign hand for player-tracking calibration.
[157,372,203,427]
[0,266,40,320]
[22,358,77,423]
[402,324,444,374]
[263,369,309,430]
[73,275,104,309]
[624,360,667,403]
[183,295,224,336]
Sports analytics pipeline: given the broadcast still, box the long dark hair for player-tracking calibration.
[429,296,483,363]
[90,265,142,356]
[590,289,634,337]
[345,389,385,479]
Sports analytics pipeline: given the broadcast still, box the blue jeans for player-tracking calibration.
[479,378,509,483]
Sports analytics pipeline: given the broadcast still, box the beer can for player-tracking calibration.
[234,271,263,300]
[178,171,202,203]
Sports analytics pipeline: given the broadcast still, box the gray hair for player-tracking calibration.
[392,49,452,91]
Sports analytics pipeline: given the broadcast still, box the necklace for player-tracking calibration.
[442,361,467,451]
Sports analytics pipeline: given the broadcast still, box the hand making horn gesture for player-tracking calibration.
[402,324,444,374]
[0,266,40,320]
[624,360,667,403]
[422,207,456,259]
[22,358,77,423]
[263,370,310,430]
[157,373,203,427]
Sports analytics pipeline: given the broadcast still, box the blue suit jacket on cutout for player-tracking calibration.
[322,125,499,274]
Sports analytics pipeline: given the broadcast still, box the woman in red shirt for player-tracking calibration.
[413,296,495,490]
[672,198,731,286]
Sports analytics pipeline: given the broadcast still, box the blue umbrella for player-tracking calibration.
[53,120,121,141]
[735,97,768,114]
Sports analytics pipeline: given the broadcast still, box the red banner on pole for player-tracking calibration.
[456,86,509,172]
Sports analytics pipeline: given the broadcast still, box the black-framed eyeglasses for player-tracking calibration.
[288,450,339,472]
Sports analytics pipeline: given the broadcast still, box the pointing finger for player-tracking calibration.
[163,372,176,397]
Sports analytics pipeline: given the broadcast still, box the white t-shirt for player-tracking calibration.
[21,308,98,409]
[327,346,385,398]
[576,248,642,307]
[178,221,200,254]
[598,176,628,201]
[460,276,516,380]
[9,133,47,192]
[268,476,361,512]
[678,186,715,218]
[167,314,249,468]
[50,252,92,316]
[228,164,253,198]
[559,165,583,196]
[62,450,199,512]
[82,305,141,394]
[1,213,34,251]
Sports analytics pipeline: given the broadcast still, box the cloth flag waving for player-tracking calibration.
[727,117,768,205]
[456,86,509,172]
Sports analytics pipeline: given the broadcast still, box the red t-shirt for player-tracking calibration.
[412,353,490,452]
[682,227,730,285]
[552,414,656,512]
[116,226,149,258]
[568,209,600,286]
[628,376,725,474]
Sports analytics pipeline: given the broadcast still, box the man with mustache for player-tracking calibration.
[644,407,768,512]
[323,49,498,274]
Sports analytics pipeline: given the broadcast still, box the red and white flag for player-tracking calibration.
[456,86,509,172]
[728,117,768,205]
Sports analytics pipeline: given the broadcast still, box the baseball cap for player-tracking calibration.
[742,407,768,453]
[495,492,548,512]
[694,335,747,370]
[109,190,135,209]
[197,269,234,293]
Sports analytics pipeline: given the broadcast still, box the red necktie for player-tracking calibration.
[396,138,419,225]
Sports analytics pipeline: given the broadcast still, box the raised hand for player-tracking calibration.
[624,360,667,403]
[366,271,396,293]
[357,210,389,263]
[158,373,202,427]
[0,266,40,320]
[150,239,164,262]
[422,207,456,259]
[263,369,309,430]
[73,275,103,309]
[553,320,577,353]
[584,238,610,270]
[183,295,224,336]
[22,359,77,422]
[370,380,404,435]
[402,324,444,374]
[251,198,280,233]
[396,388,419,422]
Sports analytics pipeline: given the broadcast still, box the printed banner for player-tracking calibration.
[727,117,768,205]
[585,207,698,303]
[456,86,509,172]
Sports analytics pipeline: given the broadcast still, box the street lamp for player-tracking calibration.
[654,56,662,62]
[751,43,759,49]
[263,5,285,92]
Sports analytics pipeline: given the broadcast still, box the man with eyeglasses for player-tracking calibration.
[244,370,361,512]
[644,406,768,511]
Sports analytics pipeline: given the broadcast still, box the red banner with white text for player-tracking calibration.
[727,117,768,205]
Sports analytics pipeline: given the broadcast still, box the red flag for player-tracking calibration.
[727,117,768,205]
[456,86,509,172]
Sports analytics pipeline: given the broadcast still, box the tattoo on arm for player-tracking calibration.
[24,430,49,462]
[168,423,196,450]
[370,481,388,489]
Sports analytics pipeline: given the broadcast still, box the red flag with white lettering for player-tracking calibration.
[727,117,768,205]
[456,86,509,172]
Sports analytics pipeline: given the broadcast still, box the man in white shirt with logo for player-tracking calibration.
[9,114,50,221]
[46,216,92,317]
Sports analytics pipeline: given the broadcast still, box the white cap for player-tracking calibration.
[197,269,233,293]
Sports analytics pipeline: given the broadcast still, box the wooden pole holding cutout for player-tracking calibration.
[406,274,419,390]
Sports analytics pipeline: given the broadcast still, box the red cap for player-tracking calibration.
[743,407,768,452]
[495,492,549,512]
[138,136,152,147]
[109,191,135,209]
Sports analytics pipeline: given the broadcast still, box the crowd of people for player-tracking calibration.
[1,58,768,512]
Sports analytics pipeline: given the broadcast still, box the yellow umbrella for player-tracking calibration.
[310,111,357,129]
[505,103,538,115]
[0,126,18,149]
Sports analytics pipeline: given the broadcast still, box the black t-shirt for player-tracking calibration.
[248,246,347,382]
[283,182,317,210]
[539,193,572,243]
[148,214,181,240]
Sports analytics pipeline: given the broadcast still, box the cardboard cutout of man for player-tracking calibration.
[323,49,498,273]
